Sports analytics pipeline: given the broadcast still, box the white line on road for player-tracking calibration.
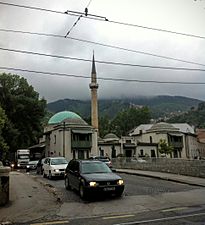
[30,220,69,225]
[103,214,135,220]
[113,212,205,225]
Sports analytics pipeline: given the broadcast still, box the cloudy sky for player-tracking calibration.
[0,0,205,102]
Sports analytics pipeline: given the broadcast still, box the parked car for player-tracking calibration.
[89,156,112,168]
[64,159,124,199]
[43,157,68,179]
[26,160,38,172]
[36,158,46,174]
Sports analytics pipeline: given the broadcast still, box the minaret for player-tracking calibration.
[89,52,99,131]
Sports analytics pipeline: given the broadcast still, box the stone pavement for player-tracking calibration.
[116,168,205,187]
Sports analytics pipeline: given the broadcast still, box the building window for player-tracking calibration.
[150,136,153,143]
[151,149,156,157]
[140,149,144,157]
[54,135,56,144]
[100,148,104,156]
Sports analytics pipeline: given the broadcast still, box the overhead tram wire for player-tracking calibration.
[0,66,205,85]
[0,47,205,72]
[1,28,205,68]
[0,1,205,40]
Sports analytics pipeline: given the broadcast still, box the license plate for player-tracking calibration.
[104,187,115,191]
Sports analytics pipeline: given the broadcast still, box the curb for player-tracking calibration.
[116,170,205,188]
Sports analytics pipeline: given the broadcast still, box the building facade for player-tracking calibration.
[44,111,98,160]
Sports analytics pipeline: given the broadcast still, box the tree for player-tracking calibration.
[110,107,151,136]
[99,115,111,137]
[0,106,9,160]
[158,139,174,156]
[0,73,47,154]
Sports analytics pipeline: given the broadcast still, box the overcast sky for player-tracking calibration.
[0,0,205,102]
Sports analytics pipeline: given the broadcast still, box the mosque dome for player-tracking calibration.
[148,122,179,133]
[104,133,119,141]
[48,111,87,125]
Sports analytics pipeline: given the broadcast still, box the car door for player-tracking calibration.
[72,161,80,190]
[68,160,80,190]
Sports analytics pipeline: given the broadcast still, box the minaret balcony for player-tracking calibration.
[89,83,99,89]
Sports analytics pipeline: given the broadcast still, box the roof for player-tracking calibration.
[104,133,119,140]
[148,122,179,133]
[48,111,87,125]
[172,123,195,134]
[130,123,194,135]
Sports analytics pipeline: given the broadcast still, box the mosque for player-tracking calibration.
[40,54,205,161]
[43,54,102,159]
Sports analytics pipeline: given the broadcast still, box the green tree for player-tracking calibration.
[110,107,151,136]
[158,139,174,156]
[0,73,47,154]
[0,106,9,160]
[99,115,111,137]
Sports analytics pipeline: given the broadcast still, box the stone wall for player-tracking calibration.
[0,167,10,206]
[112,157,205,178]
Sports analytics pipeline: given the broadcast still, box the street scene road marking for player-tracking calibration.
[113,212,205,225]
[162,207,188,212]
[30,220,69,225]
[103,214,135,220]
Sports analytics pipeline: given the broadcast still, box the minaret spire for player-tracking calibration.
[89,52,99,131]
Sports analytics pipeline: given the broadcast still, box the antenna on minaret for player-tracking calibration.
[89,51,99,131]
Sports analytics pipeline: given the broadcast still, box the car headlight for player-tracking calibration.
[117,179,124,185]
[11,164,15,168]
[26,165,29,168]
[89,181,97,187]
[54,169,59,172]
[17,164,20,167]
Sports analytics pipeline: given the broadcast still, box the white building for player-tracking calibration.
[129,122,205,159]
[44,111,98,160]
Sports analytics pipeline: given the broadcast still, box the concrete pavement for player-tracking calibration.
[0,171,60,225]
[1,169,205,224]
[116,169,205,187]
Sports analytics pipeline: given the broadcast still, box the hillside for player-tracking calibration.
[47,95,202,120]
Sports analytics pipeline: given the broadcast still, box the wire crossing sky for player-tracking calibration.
[0,0,205,102]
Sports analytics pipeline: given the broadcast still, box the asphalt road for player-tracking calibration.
[33,172,199,202]
[25,171,205,225]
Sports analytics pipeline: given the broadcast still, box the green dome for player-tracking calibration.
[48,111,83,125]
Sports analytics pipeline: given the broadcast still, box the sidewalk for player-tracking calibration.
[116,168,205,187]
[0,171,59,224]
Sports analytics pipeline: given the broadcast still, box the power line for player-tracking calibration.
[0,47,205,72]
[0,66,205,85]
[64,15,82,38]
[1,28,205,67]
[0,1,205,40]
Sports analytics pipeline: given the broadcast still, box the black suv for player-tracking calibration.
[64,159,124,199]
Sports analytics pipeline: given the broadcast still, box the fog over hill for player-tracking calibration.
[47,95,203,119]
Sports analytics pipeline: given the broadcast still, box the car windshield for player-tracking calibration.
[81,162,112,174]
[51,158,68,165]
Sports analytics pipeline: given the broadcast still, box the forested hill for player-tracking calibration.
[47,95,202,119]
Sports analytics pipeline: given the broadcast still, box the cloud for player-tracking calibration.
[0,0,205,102]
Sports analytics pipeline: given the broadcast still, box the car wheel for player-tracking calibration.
[65,177,71,190]
[79,184,87,199]
[48,171,52,180]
